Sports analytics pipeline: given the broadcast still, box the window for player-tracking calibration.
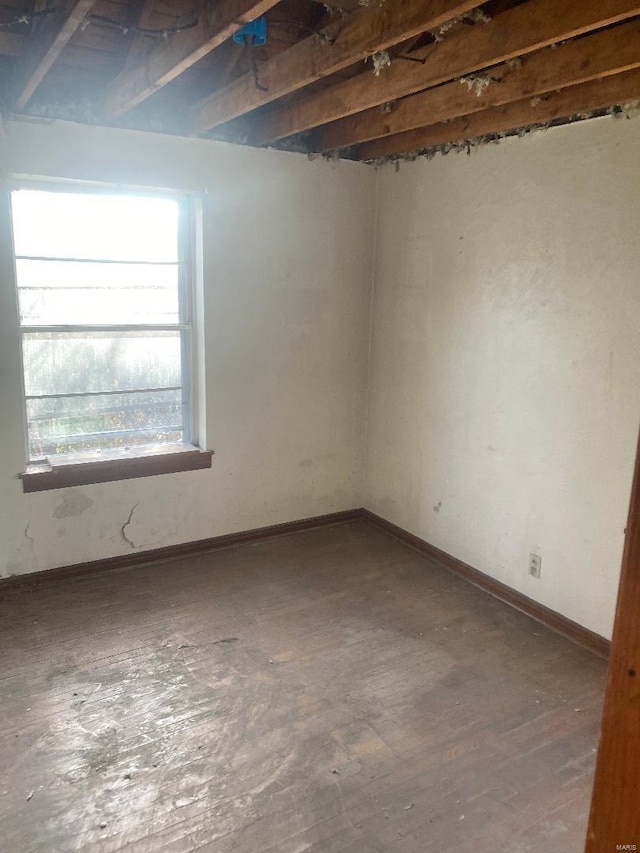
[10,183,211,491]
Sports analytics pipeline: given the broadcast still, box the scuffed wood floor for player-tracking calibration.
[0,520,606,852]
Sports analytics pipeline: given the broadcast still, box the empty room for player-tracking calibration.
[1,1,639,851]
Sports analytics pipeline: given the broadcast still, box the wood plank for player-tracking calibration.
[313,18,640,152]
[251,0,640,145]
[20,447,213,492]
[104,0,281,119]
[357,67,640,160]
[121,0,162,73]
[43,44,122,74]
[1,511,361,589]
[211,40,245,89]
[362,510,610,659]
[586,427,640,850]
[12,0,97,110]
[0,30,23,56]
[361,69,640,159]
[189,0,484,135]
[0,504,611,662]
[0,521,606,851]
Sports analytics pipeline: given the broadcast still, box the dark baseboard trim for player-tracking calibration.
[2,505,610,659]
[360,509,610,660]
[1,509,361,591]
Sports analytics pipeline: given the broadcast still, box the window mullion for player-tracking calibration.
[19,324,191,334]
[26,386,184,401]
[178,197,194,446]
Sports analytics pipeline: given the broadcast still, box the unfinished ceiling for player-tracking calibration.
[1,0,639,161]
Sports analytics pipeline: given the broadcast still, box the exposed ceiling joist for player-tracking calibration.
[188,0,484,135]
[314,17,640,152]
[104,0,281,120]
[252,0,640,146]
[121,0,162,73]
[358,67,640,160]
[2,0,639,164]
[12,0,97,110]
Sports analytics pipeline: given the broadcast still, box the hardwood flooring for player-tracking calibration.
[0,520,606,852]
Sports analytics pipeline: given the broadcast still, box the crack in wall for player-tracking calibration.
[120,502,140,549]
[21,520,38,574]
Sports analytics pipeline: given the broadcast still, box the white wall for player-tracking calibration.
[0,118,376,577]
[365,117,640,639]
[1,113,637,641]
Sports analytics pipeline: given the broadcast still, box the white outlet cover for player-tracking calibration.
[529,553,542,577]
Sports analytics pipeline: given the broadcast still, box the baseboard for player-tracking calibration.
[2,505,611,659]
[360,509,610,660]
[1,509,362,591]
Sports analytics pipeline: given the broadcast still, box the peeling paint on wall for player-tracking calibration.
[52,491,94,519]
[0,117,374,578]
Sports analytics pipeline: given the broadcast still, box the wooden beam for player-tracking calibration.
[586,426,640,851]
[251,0,640,145]
[12,0,97,110]
[357,68,640,159]
[121,0,162,73]
[104,0,281,120]
[189,0,484,135]
[212,41,245,89]
[314,18,640,151]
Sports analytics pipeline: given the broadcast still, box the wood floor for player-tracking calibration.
[0,520,606,853]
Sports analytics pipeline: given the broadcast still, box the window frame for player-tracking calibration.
[9,177,211,491]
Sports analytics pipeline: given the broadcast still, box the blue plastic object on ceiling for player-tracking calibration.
[233,17,267,46]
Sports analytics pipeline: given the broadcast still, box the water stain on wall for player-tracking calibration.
[53,492,94,520]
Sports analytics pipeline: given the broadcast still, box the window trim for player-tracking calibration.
[20,445,213,492]
[9,177,211,490]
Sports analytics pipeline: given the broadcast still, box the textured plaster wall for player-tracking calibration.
[364,117,640,639]
[1,113,638,641]
[0,118,376,577]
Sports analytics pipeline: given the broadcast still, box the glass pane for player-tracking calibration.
[11,190,179,262]
[26,389,183,459]
[22,331,183,396]
[16,259,180,325]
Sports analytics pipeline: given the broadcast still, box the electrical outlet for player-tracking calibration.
[529,553,542,578]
